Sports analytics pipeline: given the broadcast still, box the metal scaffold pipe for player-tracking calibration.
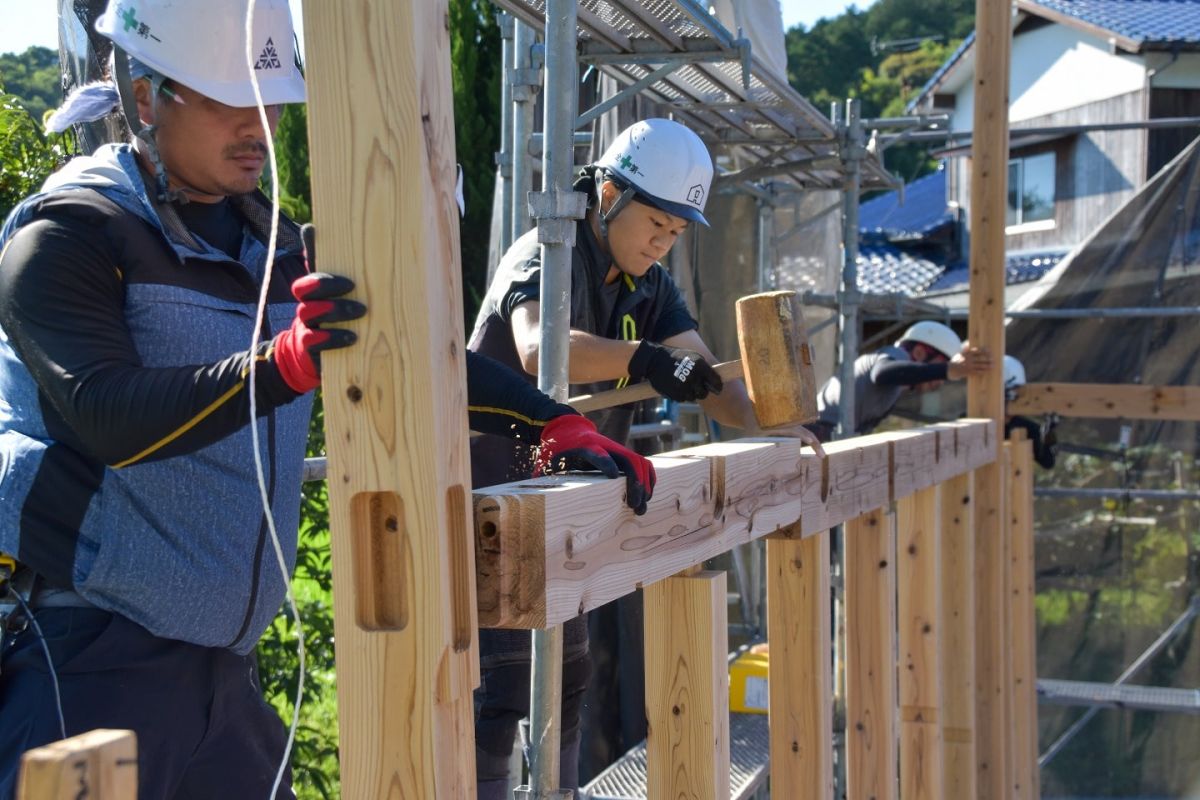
[497,11,515,256]
[524,0,584,797]
[511,18,538,242]
[837,98,863,440]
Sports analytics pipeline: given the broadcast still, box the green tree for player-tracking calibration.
[449,0,501,321]
[786,10,873,115]
[0,46,61,125]
[0,81,70,219]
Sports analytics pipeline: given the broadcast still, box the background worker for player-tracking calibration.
[1003,354,1058,468]
[0,2,653,797]
[810,320,992,441]
[468,117,824,797]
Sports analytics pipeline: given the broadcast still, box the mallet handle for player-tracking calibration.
[567,360,745,415]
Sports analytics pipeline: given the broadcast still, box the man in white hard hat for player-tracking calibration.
[0,2,655,796]
[1003,354,1058,468]
[809,320,992,441]
[468,117,824,797]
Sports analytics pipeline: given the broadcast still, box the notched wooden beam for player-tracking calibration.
[474,423,994,629]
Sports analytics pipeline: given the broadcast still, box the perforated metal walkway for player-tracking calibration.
[582,712,770,800]
[1038,679,1200,714]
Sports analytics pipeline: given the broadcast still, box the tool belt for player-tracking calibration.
[1,560,96,637]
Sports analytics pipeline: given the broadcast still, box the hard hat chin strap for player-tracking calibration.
[112,47,189,206]
[595,171,638,276]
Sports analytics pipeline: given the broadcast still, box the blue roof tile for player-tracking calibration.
[1027,0,1200,49]
[924,250,1068,293]
[855,245,946,296]
[859,168,954,239]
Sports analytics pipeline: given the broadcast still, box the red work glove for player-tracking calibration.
[535,414,657,516]
[272,272,366,394]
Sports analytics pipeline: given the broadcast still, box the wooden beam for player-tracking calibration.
[474,423,994,629]
[1008,437,1041,800]
[897,485,945,800]
[767,528,833,799]
[644,571,731,800]
[802,435,891,534]
[845,507,898,800]
[966,5,1012,796]
[475,453,715,629]
[1010,383,1200,421]
[18,730,136,800]
[940,472,977,797]
[876,429,939,500]
[304,1,477,795]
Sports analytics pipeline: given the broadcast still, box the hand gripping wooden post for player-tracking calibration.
[567,290,818,425]
[304,1,477,796]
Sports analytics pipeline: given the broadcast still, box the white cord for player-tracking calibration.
[12,592,68,740]
[243,2,305,797]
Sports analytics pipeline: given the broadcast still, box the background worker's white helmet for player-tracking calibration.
[896,321,962,360]
[1003,355,1027,399]
[595,118,714,226]
[96,0,305,108]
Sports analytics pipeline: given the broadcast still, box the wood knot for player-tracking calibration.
[347,385,364,403]
[672,705,681,716]
[384,516,399,533]
[878,559,888,569]
[907,544,917,555]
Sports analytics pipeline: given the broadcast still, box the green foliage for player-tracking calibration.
[785,0,975,182]
[274,104,311,224]
[0,82,71,220]
[0,47,61,126]
[449,0,501,323]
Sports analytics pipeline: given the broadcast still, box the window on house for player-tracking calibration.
[1006,152,1055,228]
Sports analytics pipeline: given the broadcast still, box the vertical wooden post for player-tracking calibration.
[18,730,137,800]
[644,570,731,800]
[1008,436,1041,799]
[303,1,478,796]
[767,527,833,799]
[967,0,1013,796]
[940,472,977,796]
[897,486,945,799]
[845,507,897,800]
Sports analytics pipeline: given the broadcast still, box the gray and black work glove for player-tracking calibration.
[627,340,723,403]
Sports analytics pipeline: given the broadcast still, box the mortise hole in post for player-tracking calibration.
[480,521,498,539]
[350,491,408,630]
[447,485,473,652]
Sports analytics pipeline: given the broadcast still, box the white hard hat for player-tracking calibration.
[896,321,962,359]
[96,0,306,108]
[595,119,713,226]
[1003,355,1027,391]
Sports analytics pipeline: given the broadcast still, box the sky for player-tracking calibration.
[0,1,878,58]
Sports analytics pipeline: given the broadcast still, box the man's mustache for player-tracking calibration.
[225,142,268,158]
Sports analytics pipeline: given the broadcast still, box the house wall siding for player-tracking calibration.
[947,90,1148,252]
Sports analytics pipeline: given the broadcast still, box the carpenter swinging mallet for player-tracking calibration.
[566,290,819,427]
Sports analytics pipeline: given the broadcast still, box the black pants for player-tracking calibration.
[0,608,292,800]
[473,620,591,799]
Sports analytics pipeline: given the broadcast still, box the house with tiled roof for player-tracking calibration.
[894,0,1200,303]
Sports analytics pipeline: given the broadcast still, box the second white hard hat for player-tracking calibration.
[595,118,713,226]
[96,0,305,108]
[896,321,962,360]
[1003,355,1027,390]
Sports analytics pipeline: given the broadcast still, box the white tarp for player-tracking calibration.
[710,0,787,82]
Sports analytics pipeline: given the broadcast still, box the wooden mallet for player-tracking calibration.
[567,290,818,427]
